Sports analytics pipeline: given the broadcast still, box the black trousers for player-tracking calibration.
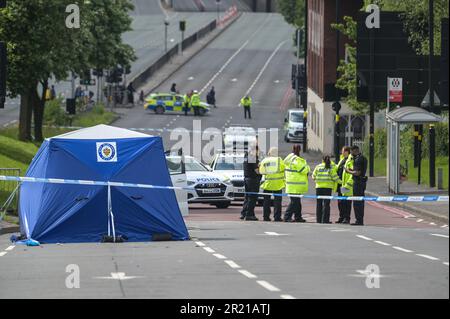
[193,106,200,116]
[353,181,366,224]
[244,107,251,119]
[240,178,260,218]
[337,186,352,221]
[184,104,189,116]
[263,190,282,220]
[316,188,332,223]
[284,197,303,221]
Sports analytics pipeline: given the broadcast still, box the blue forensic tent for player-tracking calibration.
[19,125,189,243]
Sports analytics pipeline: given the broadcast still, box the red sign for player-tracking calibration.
[388,77,403,103]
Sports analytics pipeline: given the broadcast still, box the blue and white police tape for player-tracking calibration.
[1,175,448,202]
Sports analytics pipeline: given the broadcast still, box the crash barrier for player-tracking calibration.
[218,5,239,28]
[1,175,448,203]
[131,20,217,90]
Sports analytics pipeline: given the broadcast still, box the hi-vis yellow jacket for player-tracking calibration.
[240,97,252,107]
[259,156,285,191]
[341,155,354,196]
[312,162,341,189]
[284,153,310,194]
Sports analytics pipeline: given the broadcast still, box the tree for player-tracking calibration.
[0,0,135,141]
[278,0,306,28]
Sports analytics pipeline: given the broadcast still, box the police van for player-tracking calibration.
[284,109,305,143]
[144,93,211,115]
[166,153,234,209]
[223,125,257,150]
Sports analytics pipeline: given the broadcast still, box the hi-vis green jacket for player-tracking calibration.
[312,162,341,189]
[240,97,252,107]
[341,155,354,196]
[259,156,285,191]
[283,153,310,194]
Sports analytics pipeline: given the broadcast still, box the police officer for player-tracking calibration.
[259,147,285,222]
[312,155,341,224]
[283,144,309,222]
[240,143,261,221]
[184,91,192,116]
[240,95,252,119]
[335,146,352,224]
[345,145,368,226]
[339,150,354,224]
[190,90,201,116]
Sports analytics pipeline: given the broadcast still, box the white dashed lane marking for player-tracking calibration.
[374,241,391,246]
[257,281,281,292]
[213,253,227,259]
[224,260,241,269]
[5,246,15,251]
[393,246,414,253]
[356,235,373,241]
[0,252,7,257]
[238,270,257,279]
[203,247,215,253]
[430,233,449,239]
[195,241,206,247]
[416,254,440,261]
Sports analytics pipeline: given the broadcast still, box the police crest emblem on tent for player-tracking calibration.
[97,142,117,162]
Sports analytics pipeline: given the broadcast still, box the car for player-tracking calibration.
[210,150,268,205]
[165,151,189,216]
[210,151,246,201]
[223,125,257,151]
[284,109,305,143]
[144,92,211,116]
[165,154,234,209]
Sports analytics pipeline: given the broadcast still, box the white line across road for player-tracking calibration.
[0,252,7,257]
[430,233,449,239]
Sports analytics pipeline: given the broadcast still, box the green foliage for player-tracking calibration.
[367,0,449,55]
[278,0,306,28]
[363,128,387,158]
[43,98,70,126]
[0,135,39,166]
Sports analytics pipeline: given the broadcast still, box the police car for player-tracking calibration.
[223,125,257,150]
[210,151,246,201]
[144,93,211,116]
[284,109,305,143]
[166,154,234,209]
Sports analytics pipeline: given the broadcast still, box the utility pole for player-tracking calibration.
[428,0,436,187]
[368,21,375,177]
[303,0,308,153]
[164,19,169,53]
[295,28,301,109]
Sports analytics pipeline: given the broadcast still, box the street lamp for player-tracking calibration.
[164,19,170,53]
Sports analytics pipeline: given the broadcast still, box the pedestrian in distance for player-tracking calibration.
[127,82,135,105]
[259,147,285,222]
[170,83,177,94]
[312,155,341,224]
[50,85,56,100]
[207,86,216,108]
[240,95,252,119]
[283,144,309,222]
[240,142,261,221]
[139,90,145,104]
[335,146,352,224]
[344,145,368,226]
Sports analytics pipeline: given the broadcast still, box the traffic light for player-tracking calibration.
[298,64,306,90]
[80,70,92,85]
[106,67,123,83]
[92,69,103,77]
[332,101,342,113]
[0,42,6,109]
[179,20,186,32]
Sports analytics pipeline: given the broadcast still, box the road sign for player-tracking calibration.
[388,77,403,103]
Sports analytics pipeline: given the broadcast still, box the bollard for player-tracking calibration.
[437,168,444,190]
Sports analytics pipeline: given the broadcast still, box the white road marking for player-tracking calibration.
[264,232,289,236]
[331,229,351,232]
[5,246,15,251]
[231,78,237,82]
[443,262,449,266]
[238,270,257,279]
[213,253,227,259]
[0,252,7,257]
[280,294,296,299]
[195,241,205,247]
[374,241,391,246]
[224,260,241,269]
[188,76,195,81]
[203,247,215,253]
[95,272,143,280]
[416,254,440,261]
[441,225,448,228]
[430,233,449,239]
[393,246,414,253]
[356,235,373,241]
[257,280,281,292]
[417,219,424,222]
[243,40,287,98]
[429,222,437,226]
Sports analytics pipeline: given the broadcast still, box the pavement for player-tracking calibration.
[366,176,449,224]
